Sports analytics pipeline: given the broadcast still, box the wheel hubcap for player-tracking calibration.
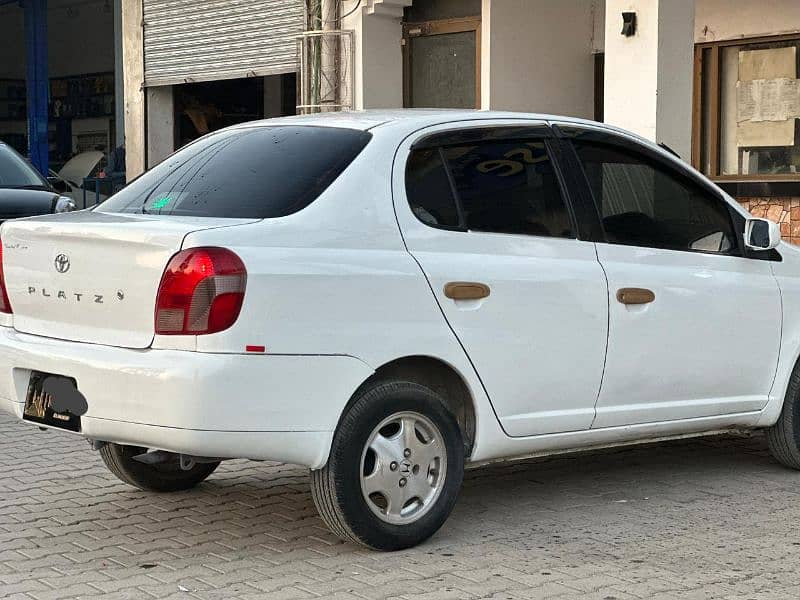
[359,411,447,525]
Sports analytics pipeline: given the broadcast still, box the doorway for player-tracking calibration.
[402,17,481,109]
[173,73,296,149]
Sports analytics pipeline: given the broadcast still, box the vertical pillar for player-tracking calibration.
[320,0,340,110]
[341,0,410,109]
[264,75,283,118]
[113,0,124,147]
[24,0,48,176]
[145,86,173,168]
[122,0,146,178]
[481,0,596,118]
[604,0,695,159]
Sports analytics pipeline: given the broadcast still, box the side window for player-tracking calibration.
[572,140,737,254]
[405,137,574,238]
[405,148,461,228]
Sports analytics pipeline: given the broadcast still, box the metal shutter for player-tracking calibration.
[143,0,304,87]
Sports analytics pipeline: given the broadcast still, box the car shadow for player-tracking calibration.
[98,432,779,557]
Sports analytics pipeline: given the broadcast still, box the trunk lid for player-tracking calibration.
[2,211,256,348]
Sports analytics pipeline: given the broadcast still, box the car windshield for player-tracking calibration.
[97,125,372,218]
[0,145,49,190]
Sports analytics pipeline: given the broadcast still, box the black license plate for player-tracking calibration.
[23,371,82,432]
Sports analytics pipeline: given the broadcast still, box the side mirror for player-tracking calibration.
[47,176,68,194]
[744,218,781,251]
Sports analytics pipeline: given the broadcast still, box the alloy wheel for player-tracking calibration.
[359,411,447,525]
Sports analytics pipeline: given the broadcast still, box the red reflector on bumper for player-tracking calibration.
[246,345,266,353]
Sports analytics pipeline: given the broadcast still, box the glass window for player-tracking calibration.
[574,140,737,254]
[697,37,800,178]
[0,144,48,190]
[443,140,573,237]
[98,126,371,218]
[405,148,460,228]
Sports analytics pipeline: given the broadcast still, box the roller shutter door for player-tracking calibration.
[143,0,304,86]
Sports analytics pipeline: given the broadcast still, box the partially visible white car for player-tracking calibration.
[0,110,798,551]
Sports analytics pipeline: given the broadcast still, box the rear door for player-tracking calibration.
[558,124,782,428]
[393,121,609,437]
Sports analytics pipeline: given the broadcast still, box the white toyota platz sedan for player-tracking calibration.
[0,110,797,550]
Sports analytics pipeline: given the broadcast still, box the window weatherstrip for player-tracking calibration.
[542,137,580,241]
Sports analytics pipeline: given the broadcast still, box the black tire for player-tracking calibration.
[767,363,800,469]
[99,443,220,492]
[311,380,464,551]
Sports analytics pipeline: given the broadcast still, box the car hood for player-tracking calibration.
[0,188,57,219]
[58,151,104,186]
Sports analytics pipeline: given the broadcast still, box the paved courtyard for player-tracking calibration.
[1,411,800,600]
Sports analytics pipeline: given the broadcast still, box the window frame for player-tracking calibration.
[405,125,585,240]
[559,125,746,258]
[693,33,800,183]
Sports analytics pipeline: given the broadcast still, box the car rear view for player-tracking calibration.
[2,125,372,349]
[0,123,373,485]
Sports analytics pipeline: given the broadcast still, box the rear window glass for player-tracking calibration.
[97,126,372,218]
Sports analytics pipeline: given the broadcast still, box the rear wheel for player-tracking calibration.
[311,380,464,551]
[99,443,220,492]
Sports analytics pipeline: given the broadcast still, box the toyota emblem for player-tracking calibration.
[54,254,70,274]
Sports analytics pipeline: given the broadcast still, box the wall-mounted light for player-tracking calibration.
[621,12,637,37]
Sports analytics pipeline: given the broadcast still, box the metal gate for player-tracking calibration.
[142,0,304,87]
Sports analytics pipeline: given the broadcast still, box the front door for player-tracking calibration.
[403,18,481,109]
[562,126,782,428]
[393,122,609,437]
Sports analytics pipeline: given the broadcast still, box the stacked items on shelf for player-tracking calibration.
[0,79,26,120]
[50,73,114,119]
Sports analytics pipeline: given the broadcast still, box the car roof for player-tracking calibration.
[234,109,651,146]
[235,109,602,131]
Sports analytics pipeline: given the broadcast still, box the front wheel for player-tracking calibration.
[311,380,464,551]
[767,363,800,470]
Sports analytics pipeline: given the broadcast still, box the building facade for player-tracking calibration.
[334,0,800,240]
[5,0,798,236]
[120,0,304,176]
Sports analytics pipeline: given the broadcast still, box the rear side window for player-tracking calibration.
[406,138,573,238]
[98,126,372,218]
[405,149,460,228]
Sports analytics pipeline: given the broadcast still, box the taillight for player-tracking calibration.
[155,247,246,335]
[0,241,12,314]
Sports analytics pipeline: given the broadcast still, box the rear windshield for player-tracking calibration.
[97,125,372,218]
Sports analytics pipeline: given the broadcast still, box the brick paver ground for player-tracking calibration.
[1,410,799,599]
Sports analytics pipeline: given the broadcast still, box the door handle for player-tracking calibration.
[616,287,655,305]
[444,282,491,300]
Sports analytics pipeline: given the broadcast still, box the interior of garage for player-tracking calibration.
[0,0,120,176]
[173,74,297,149]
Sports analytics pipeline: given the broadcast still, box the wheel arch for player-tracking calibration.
[339,355,478,457]
[761,340,800,427]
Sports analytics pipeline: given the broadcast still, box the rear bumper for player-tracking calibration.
[0,327,373,468]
